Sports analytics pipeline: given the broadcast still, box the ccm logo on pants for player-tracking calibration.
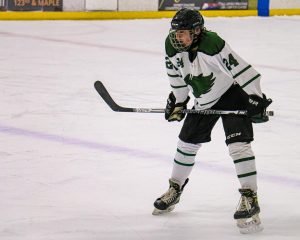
[227,132,241,140]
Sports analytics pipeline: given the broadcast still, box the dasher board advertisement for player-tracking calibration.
[159,0,248,10]
[7,0,63,11]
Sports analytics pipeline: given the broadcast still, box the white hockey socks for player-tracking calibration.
[228,142,257,191]
[171,140,201,186]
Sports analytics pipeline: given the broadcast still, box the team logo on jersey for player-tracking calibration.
[184,72,215,97]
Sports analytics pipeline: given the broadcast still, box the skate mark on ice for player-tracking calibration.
[0,124,164,159]
[1,123,300,189]
[0,31,299,73]
[0,31,159,56]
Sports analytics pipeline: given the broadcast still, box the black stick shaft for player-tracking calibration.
[94,81,274,116]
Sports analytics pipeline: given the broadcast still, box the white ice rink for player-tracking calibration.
[0,16,300,239]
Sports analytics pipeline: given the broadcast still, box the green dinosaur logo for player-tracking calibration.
[184,72,216,97]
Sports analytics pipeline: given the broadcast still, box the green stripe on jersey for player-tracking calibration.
[234,156,255,164]
[168,73,182,78]
[174,159,195,167]
[241,74,261,88]
[233,65,252,79]
[177,148,196,156]
[238,171,257,178]
[199,97,219,106]
[171,84,187,89]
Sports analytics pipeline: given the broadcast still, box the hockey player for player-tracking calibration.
[152,8,272,234]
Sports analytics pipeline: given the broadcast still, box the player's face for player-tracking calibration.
[175,30,193,47]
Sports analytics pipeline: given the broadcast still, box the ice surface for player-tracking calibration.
[0,16,300,239]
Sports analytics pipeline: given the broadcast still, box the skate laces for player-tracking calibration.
[236,189,255,212]
[161,187,179,204]
[237,195,252,212]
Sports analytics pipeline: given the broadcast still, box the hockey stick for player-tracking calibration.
[94,81,274,116]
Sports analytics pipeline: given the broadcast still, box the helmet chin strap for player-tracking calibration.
[190,26,205,50]
[188,31,201,50]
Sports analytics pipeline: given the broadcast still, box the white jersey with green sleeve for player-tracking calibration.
[165,31,263,110]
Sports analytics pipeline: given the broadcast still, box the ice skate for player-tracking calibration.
[152,178,188,215]
[234,188,263,234]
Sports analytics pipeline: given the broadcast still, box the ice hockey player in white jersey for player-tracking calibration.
[152,8,272,234]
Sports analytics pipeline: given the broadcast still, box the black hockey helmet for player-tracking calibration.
[169,8,204,52]
[171,8,204,32]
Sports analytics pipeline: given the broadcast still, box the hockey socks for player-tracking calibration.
[171,140,201,185]
[228,142,257,191]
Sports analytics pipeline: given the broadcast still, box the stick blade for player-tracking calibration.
[94,81,133,112]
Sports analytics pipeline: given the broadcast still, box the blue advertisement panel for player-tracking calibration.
[159,0,248,10]
[7,0,63,11]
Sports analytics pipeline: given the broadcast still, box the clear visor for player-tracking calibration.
[169,29,194,52]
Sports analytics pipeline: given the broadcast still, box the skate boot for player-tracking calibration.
[234,188,263,234]
[152,178,188,215]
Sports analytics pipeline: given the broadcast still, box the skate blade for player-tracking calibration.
[238,224,264,234]
[152,205,175,215]
[237,214,263,234]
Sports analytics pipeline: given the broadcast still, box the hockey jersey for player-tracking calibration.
[165,30,263,110]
